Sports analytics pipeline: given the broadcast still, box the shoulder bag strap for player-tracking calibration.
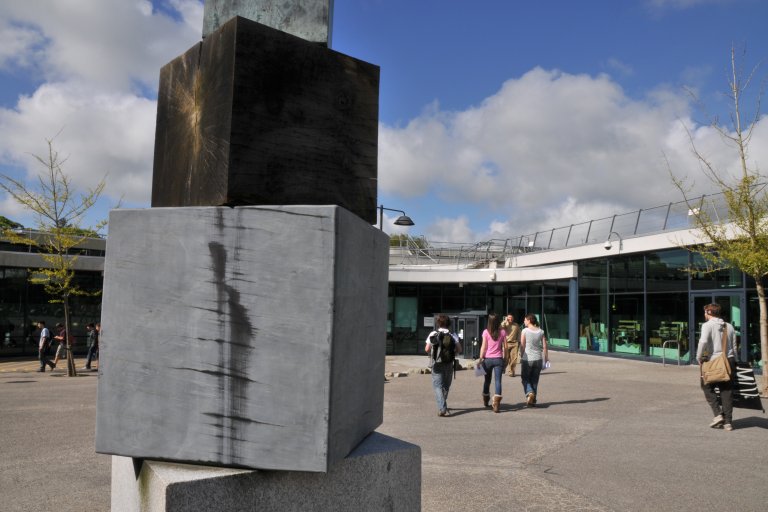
[721,326,728,360]
[721,327,732,376]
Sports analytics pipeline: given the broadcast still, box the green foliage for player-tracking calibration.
[389,233,428,248]
[0,136,106,376]
[670,45,768,393]
[0,215,23,230]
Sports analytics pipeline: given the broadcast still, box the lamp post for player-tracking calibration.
[378,205,414,230]
[604,231,623,251]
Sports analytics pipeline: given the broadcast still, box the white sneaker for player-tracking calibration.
[709,415,724,428]
[723,423,734,431]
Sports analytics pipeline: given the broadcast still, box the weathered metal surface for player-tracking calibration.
[203,0,334,45]
[152,16,379,224]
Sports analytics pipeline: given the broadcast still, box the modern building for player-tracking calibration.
[386,194,764,373]
[0,229,104,356]
[1,195,763,374]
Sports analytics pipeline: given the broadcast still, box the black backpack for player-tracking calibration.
[430,330,455,365]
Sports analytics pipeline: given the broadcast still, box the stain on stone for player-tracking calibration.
[203,412,284,428]
[208,239,256,464]
[172,366,257,383]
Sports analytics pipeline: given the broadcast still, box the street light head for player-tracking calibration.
[393,215,414,227]
[378,205,415,230]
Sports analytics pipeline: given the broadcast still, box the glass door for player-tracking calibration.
[455,316,479,359]
[690,292,744,362]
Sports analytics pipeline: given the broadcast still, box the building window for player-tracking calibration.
[647,292,689,362]
[610,255,644,293]
[690,253,742,289]
[646,250,689,292]
[579,294,608,352]
[609,294,644,356]
[543,296,569,348]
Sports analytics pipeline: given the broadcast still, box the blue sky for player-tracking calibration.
[0,0,766,242]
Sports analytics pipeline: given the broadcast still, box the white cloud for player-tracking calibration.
[0,82,158,205]
[379,67,768,242]
[424,216,476,243]
[0,1,202,91]
[0,21,45,71]
[605,58,634,77]
[645,0,735,10]
[0,0,205,219]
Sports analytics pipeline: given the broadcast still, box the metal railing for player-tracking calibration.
[390,192,730,268]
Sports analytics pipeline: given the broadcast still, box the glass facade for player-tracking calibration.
[0,267,103,357]
[387,248,762,372]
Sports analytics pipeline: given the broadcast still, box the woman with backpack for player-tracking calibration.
[479,312,506,413]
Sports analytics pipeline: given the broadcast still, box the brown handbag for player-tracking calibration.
[701,327,732,385]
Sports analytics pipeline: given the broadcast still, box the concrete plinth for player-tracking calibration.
[111,432,421,512]
[96,205,389,472]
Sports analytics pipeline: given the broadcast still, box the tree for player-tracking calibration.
[669,45,768,395]
[0,215,23,230]
[0,136,105,377]
[389,233,428,248]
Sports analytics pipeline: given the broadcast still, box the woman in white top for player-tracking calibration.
[520,314,548,407]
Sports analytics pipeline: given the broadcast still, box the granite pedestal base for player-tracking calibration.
[111,432,421,512]
[96,205,388,472]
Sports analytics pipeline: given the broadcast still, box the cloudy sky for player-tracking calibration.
[0,0,766,242]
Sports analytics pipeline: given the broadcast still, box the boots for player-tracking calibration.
[482,393,490,408]
[492,394,502,413]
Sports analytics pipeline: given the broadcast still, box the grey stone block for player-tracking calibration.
[96,206,389,472]
[111,432,421,512]
[203,0,334,45]
[152,16,379,224]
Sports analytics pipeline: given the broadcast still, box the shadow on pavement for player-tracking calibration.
[528,397,610,409]
[733,415,768,429]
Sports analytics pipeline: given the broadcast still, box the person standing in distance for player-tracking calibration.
[84,322,99,371]
[425,314,462,417]
[501,314,521,377]
[696,303,737,431]
[37,321,54,372]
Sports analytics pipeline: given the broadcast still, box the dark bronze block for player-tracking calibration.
[151,16,379,223]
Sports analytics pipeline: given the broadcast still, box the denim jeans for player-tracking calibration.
[482,357,504,396]
[38,346,53,371]
[85,344,98,369]
[431,362,454,413]
[521,359,543,397]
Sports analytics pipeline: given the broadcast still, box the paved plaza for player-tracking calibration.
[1,353,766,511]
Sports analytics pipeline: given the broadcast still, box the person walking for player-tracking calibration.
[520,314,549,407]
[37,321,55,372]
[479,312,506,413]
[501,314,521,377]
[51,323,68,370]
[696,303,737,431]
[84,323,99,371]
[425,314,462,417]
